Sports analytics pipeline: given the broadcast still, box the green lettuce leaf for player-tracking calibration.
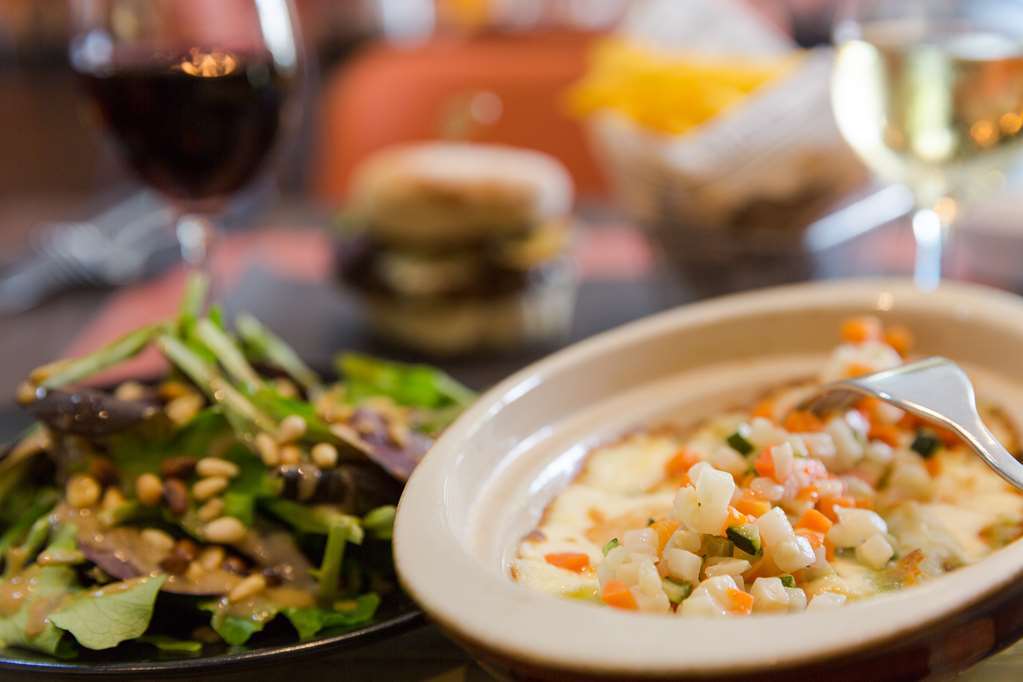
[49,575,166,650]
[282,594,380,640]
[336,354,474,410]
[138,634,203,654]
[200,597,279,646]
[0,525,78,657]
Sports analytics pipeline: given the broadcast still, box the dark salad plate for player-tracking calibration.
[0,275,473,677]
[0,587,421,678]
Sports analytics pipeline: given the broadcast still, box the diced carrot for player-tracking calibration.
[933,424,960,447]
[725,506,748,529]
[898,412,920,430]
[650,519,680,554]
[845,363,874,378]
[856,396,882,419]
[825,538,836,562]
[735,496,772,517]
[796,528,825,549]
[753,450,775,480]
[869,422,902,447]
[853,497,875,510]
[818,496,855,522]
[783,410,825,433]
[726,588,754,615]
[797,508,834,533]
[752,399,776,421]
[602,580,637,610]
[544,552,590,573]
[841,316,883,343]
[664,449,700,479]
[796,485,820,505]
[884,325,914,356]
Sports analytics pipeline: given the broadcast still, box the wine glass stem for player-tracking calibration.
[176,213,217,271]
[911,206,950,291]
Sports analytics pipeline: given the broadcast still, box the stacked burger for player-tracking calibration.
[340,142,576,356]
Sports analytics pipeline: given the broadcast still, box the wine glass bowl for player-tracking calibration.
[831,0,1023,288]
[69,0,300,267]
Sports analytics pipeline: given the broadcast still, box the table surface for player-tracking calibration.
[4,199,1023,680]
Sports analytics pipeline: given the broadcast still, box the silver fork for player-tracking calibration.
[0,193,176,315]
[799,357,1023,491]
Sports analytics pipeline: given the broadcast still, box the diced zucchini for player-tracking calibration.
[662,577,693,604]
[779,574,797,588]
[602,537,620,556]
[911,431,940,457]
[726,523,762,556]
[727,431,754,455]
[700,535,734,557]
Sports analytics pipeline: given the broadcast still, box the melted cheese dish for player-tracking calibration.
[512,319,1023,616]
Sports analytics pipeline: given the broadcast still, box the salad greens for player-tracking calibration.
[0,273,473,659]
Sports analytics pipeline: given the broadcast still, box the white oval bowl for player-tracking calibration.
[395,280,1023,680]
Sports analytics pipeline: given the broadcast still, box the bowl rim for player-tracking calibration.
[394,278,1023,677]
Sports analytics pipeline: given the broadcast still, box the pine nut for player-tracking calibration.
[67,474,101,509]
[166,393,203,426]
[192,476,228,501]
[228,574,266,603]
[278,415,307,443]
[101,486,125,512]
[16,381,38,405]
[186,560,205,582]
[197,497,225,522]
[202,516,246,544]
[115,380,147,402]
[311,443,338,469]
[255,432,279,466]
[196,457,239,479]
[158,380,192,400]
[272,378,298,399]
[198,546,225,571]
[137,473,164,506]
[141,528,175,554]
[279,444,302,466]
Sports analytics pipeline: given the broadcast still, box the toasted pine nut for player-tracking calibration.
[196,457,239,479]
[202,516,246,544]
[197,497,225,522]
[16,381,38,405]
[185,560,205,582]
[114,380,147,402]
[192,476,228,501]
[311,443,338,469]
[279,444,302,466]
[158,380,192,400]
[100,486,125,511]
[278,415,307,443]
[255,432,279,466]
[198,546,225,571]
[67,474,101,509]
[136,473,164,506]
[141,528,175,554]
[272,378,298,399]
[166,393,203,426]
[228,574,267,603]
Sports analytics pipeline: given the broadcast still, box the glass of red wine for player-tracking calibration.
[69,0,300,274]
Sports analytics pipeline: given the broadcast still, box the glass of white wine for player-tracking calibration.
[832,0,1023,289]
